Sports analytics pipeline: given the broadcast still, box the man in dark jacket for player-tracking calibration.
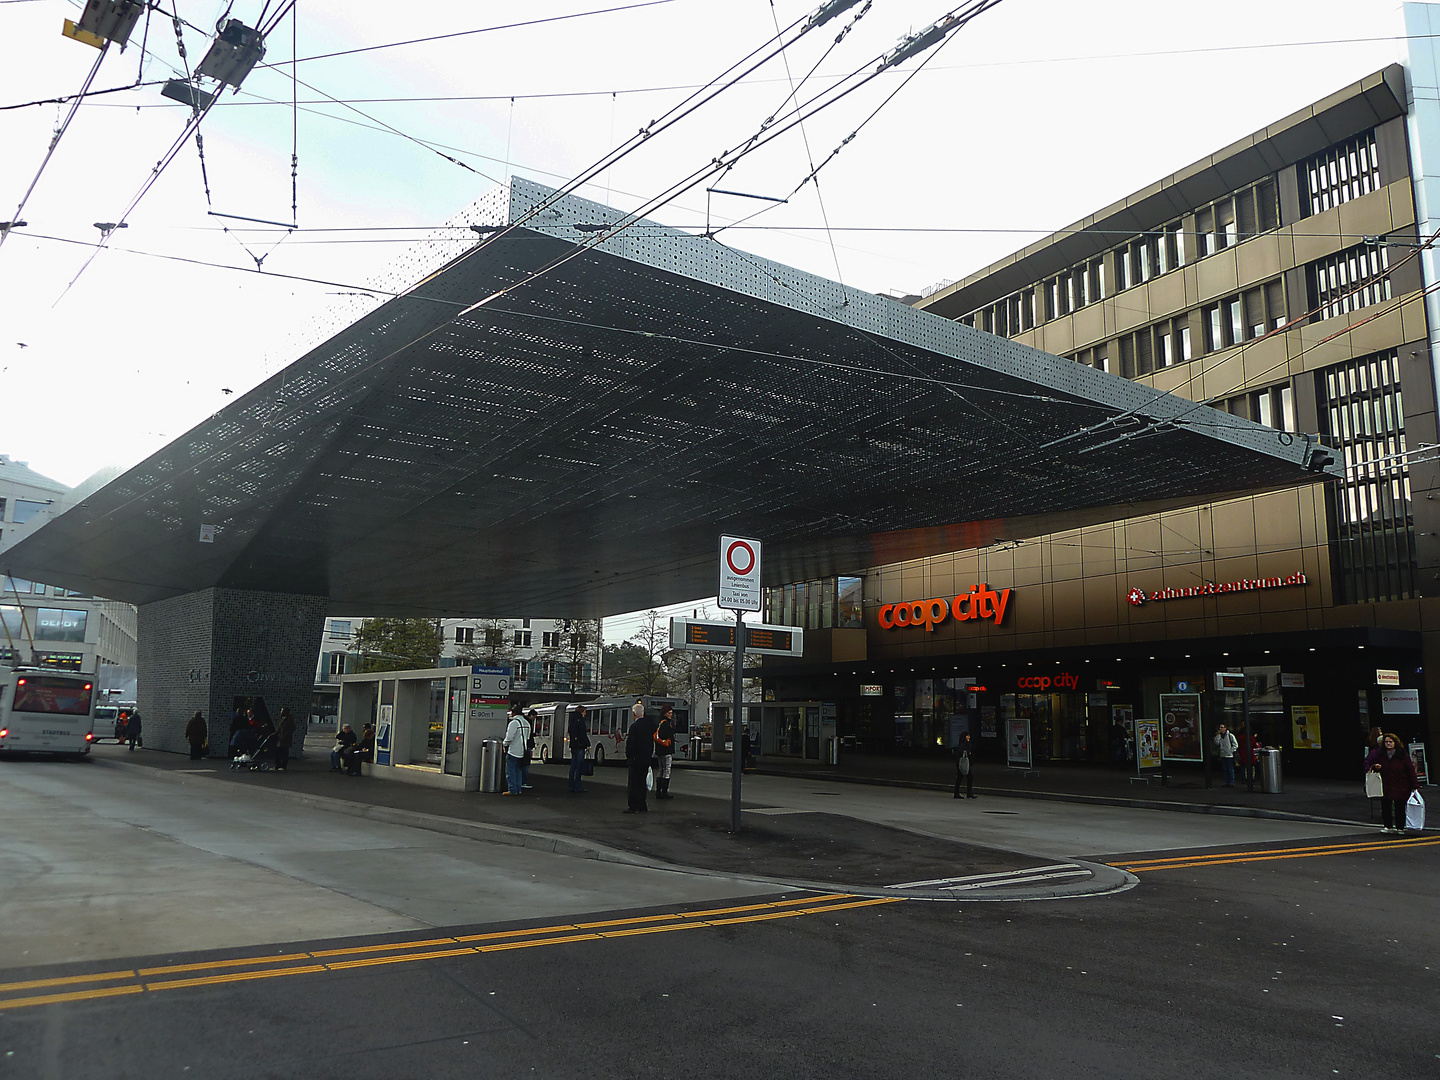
[653,704,676,800]
[184,711,208,760]
[624,707,656,813]
[567,705,591,793]
[274,708,295,772]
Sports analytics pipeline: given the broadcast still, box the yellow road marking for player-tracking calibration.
[0,893,890,1012]
[137,952,312,976]
[0,969,136,994]
[145,965,329,992]
[1115,835,1440,873]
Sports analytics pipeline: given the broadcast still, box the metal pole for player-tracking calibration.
[1243,683,1254,794]
[730,610,745,833]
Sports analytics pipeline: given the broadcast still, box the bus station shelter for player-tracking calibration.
[0,178,1340,756]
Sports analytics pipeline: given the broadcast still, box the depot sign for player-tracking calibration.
[878,583,1013,632]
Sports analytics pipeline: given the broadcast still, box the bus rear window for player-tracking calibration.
[12,676,94,715]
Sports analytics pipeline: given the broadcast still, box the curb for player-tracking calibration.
[98,758,1135,903]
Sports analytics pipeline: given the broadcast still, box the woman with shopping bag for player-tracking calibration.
[1365,733,1420,835]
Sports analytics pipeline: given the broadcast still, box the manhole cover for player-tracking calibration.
[981,810,1019,815]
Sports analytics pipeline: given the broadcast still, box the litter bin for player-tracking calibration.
[479,739,505,792]
[826,737,839,766]
[1258,748,1283,794]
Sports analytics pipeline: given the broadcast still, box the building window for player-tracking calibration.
[329,619,352,639]
[1227,384,1296,431]
[0,498,6,520]
[541,631,559,648]
[521,618,530,629]
[1308,243,1392,322]
[1301,130,1381,216]
[12,500,48,525]
[514,660,528,683]
[329,652,347,676]
[542,660,557,683]
[455,626,474,645]
[512,630,531,647]
[1318,350,1414,603]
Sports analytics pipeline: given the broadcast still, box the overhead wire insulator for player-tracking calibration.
[806,0,864,30]
[878,15,960,71]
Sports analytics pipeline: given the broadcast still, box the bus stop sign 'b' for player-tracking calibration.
[718,536,762,613]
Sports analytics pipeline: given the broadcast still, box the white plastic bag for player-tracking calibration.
[1365,771,1383,799]
[646,767,656,792]
[1406,791,1426,831]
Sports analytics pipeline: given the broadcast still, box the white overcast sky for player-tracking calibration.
[0,0,1413,641]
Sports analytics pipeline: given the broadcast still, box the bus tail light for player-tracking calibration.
[0,728,8,738]
[85,732,95,741]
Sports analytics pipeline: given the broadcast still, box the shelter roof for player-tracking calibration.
[0,179,1337,617]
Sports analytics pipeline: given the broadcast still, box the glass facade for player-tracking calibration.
[768,577,865,630]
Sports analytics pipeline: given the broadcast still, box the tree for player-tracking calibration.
[353,617,444,672]
[555,618,602,692]
[455,617,519,670]
[623,609,673,695]
[602,641,653,693]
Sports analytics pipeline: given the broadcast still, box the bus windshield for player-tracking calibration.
[12,675,95,715]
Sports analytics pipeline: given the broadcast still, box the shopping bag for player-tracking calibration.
[1406,791,1426,831]
[580,757,594,776]
[1365,771,1383,799]
[646,767,656,791]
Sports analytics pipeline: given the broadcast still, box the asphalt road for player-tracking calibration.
[1,755,1435,1079]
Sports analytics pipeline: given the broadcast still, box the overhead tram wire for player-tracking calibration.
[0,39,113,253]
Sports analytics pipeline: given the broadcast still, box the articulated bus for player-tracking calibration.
[529,696,692,765]
[0,667,98,757]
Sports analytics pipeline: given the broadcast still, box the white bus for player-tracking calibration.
[529,696,692,765]
[0,667,98,757]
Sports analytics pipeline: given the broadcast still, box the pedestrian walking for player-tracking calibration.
[1366,732,1419,834]
[501,704,530,796]
[653,704,676,800]
[330,724,356,771]
[1212,723,1239,787]
[953,730,975,799]
[184,710,207,760]
[125,709,143,750]
[624,705,656,813]
[273,707,295,772]
[567,705,591,792]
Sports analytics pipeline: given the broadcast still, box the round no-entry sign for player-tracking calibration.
[718,534,762,612]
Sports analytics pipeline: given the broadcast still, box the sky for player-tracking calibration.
[0,0,1414,642]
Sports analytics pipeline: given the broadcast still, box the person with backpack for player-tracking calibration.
[502,704,530,796]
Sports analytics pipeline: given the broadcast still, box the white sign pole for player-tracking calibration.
[718,536,761,833]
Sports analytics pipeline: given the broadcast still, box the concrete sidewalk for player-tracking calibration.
[725,752,1384,827]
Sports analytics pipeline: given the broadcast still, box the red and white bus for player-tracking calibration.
[529,696,692,765]
[0,666,98,757]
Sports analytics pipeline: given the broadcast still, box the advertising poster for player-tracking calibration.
[1159,694,1203,762]
[1112,704,1134,733]
[1290,705,1321,749]
[1381,689,1420,715]
[980,705,997,738]
[1006,718,1032,769]
[1410,743,1430,786]
[1135,718,1162,770]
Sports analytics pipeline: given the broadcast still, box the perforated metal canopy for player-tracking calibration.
[2,179,1338,617]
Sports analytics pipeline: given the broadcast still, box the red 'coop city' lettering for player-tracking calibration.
[877,584,1013,632]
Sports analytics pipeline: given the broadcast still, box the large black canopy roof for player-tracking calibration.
[2,179,1337,616]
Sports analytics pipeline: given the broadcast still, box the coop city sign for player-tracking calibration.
[877,583,1013,631]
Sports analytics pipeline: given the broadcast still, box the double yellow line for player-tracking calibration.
[1114,834,1440,873]
[0,893,899,1013]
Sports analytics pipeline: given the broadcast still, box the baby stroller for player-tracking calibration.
[229,729,275,771]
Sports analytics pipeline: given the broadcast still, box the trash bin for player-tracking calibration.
[479,739,504,792]
[1258,748,1283,794]
[826,737,839,766]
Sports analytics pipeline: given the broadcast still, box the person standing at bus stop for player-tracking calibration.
[502,704,529,796]
[653,704,676,799]
[184,710,207,760]
[625,705,656,813]
[125,709,143,751]
[567,705,590,792]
